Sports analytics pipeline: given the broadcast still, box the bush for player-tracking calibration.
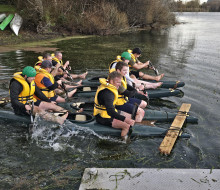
[12,0,175,34]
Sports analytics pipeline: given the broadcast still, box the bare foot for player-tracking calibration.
[79,72,88,79]
[57,112,68,125]
[68,89,77,97]
[76,80,82,86]
[77,108,84,113]
[153,82,163,89]
[155,73,164,81]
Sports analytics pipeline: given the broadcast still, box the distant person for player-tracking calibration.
[9,66,68,125]
[52,51,88,82]
[109,52,162,89]
[128,47,164,81]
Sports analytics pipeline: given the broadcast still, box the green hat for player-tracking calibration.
[121,52,131,61]
[22,66,36,77]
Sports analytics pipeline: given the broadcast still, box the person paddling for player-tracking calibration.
[9,66,68,125]
[34,60,77,102]
[128,47,164,81]
[93,71,135,141]
[52,51,88,83]
[110,52,162,90]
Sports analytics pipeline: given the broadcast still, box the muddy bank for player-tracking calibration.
[0,30,92,53]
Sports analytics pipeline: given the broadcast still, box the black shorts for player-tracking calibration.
[129,70,140,78]
[50,95,58,102]
[95,114,113,126]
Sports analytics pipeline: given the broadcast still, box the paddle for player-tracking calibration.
[59,66,74,81]
[60,82,69,101]
[149,61,159,76]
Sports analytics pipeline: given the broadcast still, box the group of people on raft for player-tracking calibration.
[9,48,164,141]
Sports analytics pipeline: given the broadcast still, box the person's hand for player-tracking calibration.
[25,104,31,111]
[144,61,150,68]
[57,80,62,85]
[124,117,135,126]
[51,101,57,104]
[64,61,69,68]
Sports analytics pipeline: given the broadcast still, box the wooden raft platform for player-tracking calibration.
[159,103,191,155]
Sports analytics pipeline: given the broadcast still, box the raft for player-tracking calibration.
[71,85,183,100]
[0,14,14,30]
[68,101,198,124]
[0,110,190,138]
[82,76,185,89]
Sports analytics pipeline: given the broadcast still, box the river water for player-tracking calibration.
[0,12,219,189]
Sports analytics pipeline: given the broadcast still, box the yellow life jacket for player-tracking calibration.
[11,72,36,104]
[109,55,122,73]
[51,53,63,66]
[94,78,118,119]
[108,69,128,106]
[34,68,55,99]
[34,56,43,71]
[116,76,128,105]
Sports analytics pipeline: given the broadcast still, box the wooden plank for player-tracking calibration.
[159,103,191,155]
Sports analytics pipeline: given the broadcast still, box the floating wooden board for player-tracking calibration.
[159,103,191,155]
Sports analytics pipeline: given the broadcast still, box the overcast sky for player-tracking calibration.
[181,0,208,4]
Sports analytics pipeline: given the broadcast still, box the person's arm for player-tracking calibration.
[34,86,51,102]
[10,80,26,110]
[41,77,59,90]
[98,89,125,121]
[120,84,137,98]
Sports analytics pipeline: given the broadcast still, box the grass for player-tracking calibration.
[0,5,16,13]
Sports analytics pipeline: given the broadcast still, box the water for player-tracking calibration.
[0,12,220,189]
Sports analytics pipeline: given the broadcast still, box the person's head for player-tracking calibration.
[108,71,122,89]
[54,51,62,60]
[121,52,131,64]
[41,60,52,72]
[132,47,141,58]
[22,66,36,83]
[43,53,52,61]
[115,61,129,77]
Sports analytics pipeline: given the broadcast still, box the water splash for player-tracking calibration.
[30,114,123,151]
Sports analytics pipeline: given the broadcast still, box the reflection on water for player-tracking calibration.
[0,12,220,189]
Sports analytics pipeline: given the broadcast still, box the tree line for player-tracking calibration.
[171,0,220,12]
[7,0,176,35]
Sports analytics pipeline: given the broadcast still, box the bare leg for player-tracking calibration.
[139,72,164,81]
[139,100,147,109]
[33,108,68,125]
[112,119,130,137]
[112,111,131,137]
[133,78,163,89]
[68,89,77,97]
[55,96,66,103]
[135,107,145,123]
[38,101,66,112]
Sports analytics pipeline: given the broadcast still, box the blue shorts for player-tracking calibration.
[50,95,58,102]
[115,98,141,114]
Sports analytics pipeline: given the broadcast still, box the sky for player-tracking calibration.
[181,0,208,4]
